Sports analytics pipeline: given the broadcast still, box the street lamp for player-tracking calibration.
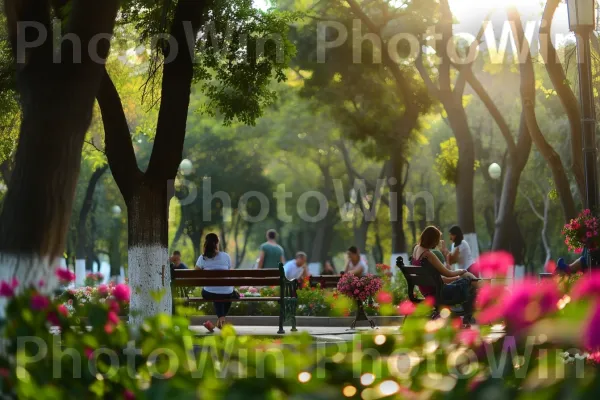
[567,0,598,213]
[489,163,502,221]
[179,159,193,176]
[567,0,598,271]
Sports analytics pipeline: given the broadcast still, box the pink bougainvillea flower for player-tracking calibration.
[113,284,130,302]
[107,299,120,313]
[248,287,258,294]
[573,272,600,299]
[0,281,14,298]
[584,303,600,351]
[84,347,94,360]
[397,301,416,316]
[376,290,393,304]
[46,312,60,326]
[107,311,120,325]
[97,284,109,296]
[55,268,76,283]
[104,322,115,334]
[57,304,69,317]
[124,389,135,400]
[471,251,514,278]
[31,294,50,311]
[476,284,507,310]
[545,260,557,274]
[456,328,479,347]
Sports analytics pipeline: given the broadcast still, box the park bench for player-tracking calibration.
[170,263,299,334]
[395,256,467,319]
[309,275,342,289]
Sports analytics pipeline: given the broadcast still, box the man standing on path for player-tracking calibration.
[257,229,285,269]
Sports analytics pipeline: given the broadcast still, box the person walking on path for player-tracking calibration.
[257,229,285,269]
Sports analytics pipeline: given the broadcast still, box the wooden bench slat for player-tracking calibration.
[173,278,281,287]
[184,297,280,303]
[172,269,280,278]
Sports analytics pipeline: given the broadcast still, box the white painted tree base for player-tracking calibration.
[75,259,86,287]
[0,254,60,319]
[128,245,172,325]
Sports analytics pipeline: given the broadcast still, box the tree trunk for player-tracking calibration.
[353,221,369,255]
[75,165,108,278]
[390,151,407,253]
[493,115,532,251]
[126,178,171,325]
[0,0,118,306]
[509,7,577,222]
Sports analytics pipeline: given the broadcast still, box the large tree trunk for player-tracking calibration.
[97,0,208,322]
[509,8,577,222]
[126,178,171,325]
[0,0,118,307]
[493,115,532,251]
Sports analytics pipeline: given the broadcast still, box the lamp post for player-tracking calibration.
[567,0,599,270]
[489,163,502,219]
[110,205,122,279]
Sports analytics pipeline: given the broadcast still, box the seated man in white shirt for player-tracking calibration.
[283,251,309,280]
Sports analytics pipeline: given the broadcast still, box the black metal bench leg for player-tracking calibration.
[278,299,285,334]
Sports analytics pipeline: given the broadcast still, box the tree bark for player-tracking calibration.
[76,165,108,260]
[0,0,118,305]
[540,0,585,200]
[509,7,577,222]
[97,0,209,322]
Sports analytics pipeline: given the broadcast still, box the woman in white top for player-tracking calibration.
[444,225,475,271]
[344,246,367,276]
[195,233,233,329]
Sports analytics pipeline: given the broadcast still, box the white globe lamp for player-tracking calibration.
[488,163,502,180]
[179,159,193,175]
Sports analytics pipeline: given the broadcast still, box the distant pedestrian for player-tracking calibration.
[170,250,188,270]
[257,229,285,269]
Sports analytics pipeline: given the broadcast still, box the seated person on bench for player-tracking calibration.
[195,233,235,330]
[283,251,309,280]
[557,248,587,274]
[411,226,479,324]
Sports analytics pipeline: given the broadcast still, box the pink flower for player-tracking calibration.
[471,251,514,278]
[108,311,120,325]
[572,272,600,299]
[124,389,135,400]
[55,268,75,283]
[248,287,258,294]
[107,299,120,313]
[47,312,60,326]
[31,294,50,311]
[587,231,593,238]
[38,279,45,288]
[456,329,479,347]
[57,304,69,317]
[113,284,130,302]
[575,248,584,255]
[84,347,94,360]
[104,323,115,334]
[98,284,109,296]
[0,281,14,297]
[397,301,416,315]
[376,291,393,304]
[239,293,245,298]
[584,303,600,351]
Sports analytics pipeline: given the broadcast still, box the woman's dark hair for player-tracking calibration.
[449,225,464,246]
[419,226,441,249]
[347,246,359,254]
[203,233,219,259]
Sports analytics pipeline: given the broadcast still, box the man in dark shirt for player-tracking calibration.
[170,250,188,270]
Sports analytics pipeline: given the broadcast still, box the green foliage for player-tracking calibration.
[435,137,480,186]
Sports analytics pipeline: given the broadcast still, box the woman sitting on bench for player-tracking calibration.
[412,226,479,324]
[195,233,235,330]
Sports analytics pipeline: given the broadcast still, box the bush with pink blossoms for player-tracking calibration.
[336,273,383,303]
[562,209,600,253]
[84,272,104,287]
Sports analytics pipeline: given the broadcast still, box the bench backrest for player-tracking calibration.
[171,268,282,287]
[396,256,443,303]
[309,275,341,289]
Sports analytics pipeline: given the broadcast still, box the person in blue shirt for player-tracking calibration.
[557,248,588,273]
[170,250,188,270]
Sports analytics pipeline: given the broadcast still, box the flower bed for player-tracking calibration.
[58,282,130,317]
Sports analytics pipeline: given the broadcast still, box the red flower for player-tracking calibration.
[124,389,135,400]
[55,268,75,283]
[545,260,557,274]
[47,312,60,326]
[31,294,50,311]
[0,281,14,298]
[57,304,69,317]
[456,329,479,347]
[98,284,109,296]
[108,299,120,313]
[104,323,115,334]
[84,347,94,360]
[376,290,393,304]
[471,251,514,278]
[113,284,130,302]
[573,272,600,299]
[397,301,416,315]
[108,311,120,325]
